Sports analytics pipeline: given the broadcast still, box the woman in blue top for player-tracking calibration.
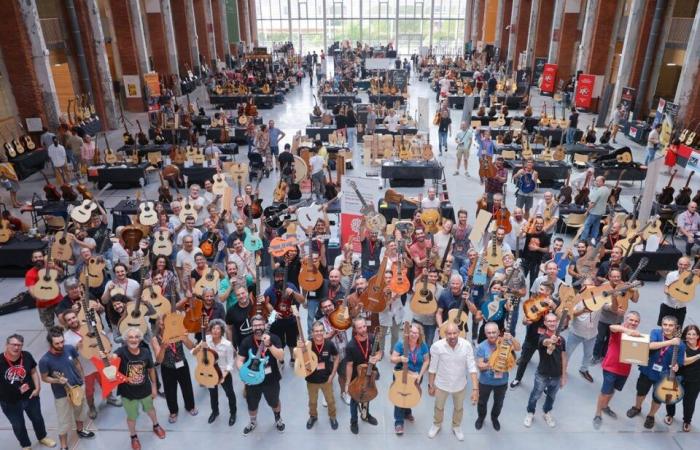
[390,323,430,435]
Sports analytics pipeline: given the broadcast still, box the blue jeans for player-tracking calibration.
[438,131,448,153]
[527,372,561,413]
[644,148,657,166]
[566,331,595,372]
[580,213,602,242]
[566,127,577,144]
[350,398,368,423]
[347,127,357,150]
[1,397,48,448]
[394,405,413,426]
[306,299,319,335]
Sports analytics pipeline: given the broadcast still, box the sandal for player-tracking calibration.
[683,422,691,432]
[168,414,178,424]
[188,408,199,416]
[664,415,673,426]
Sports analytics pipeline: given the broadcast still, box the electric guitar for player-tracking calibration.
[239,324,272,386]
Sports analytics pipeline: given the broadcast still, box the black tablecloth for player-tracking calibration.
[0,238,47,277]
[449,96,481,109]
[118,144,174,157]
[495,143,546,156]
[322,95,358,108]
[191,116,212,127]
[147,128,189,143]
[28,200,103,218]
[209,94,276,109]
[625,246,682,281]
[205,128,236,143]
[90,164,148,189]
[374,126,418,135]
[506,160,571,183]
[593,165,646,181]
[378,200,455,224]
[11,149,47,180]
[563,143,613,156]
[533,127,583,146]
[111,199,173,227]
[369,94,405,105]
[306,126,337,141]
[182,166,217,186]
[381,161,443,180]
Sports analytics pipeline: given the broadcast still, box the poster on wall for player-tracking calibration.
[123,75,141,98]
[620,87,636,110]
[533,58,547,87]
[575,74,595,109]
[540,64,557,94]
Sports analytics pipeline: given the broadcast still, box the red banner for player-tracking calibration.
[540,64,557,94]
[575,74,595,109]
[340,213,363,253]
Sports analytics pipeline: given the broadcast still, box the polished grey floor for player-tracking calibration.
[1,66,699,449]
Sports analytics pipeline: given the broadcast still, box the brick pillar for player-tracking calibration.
[506,0,521,71]
[524,0,539,70]
[471,0,482,44]
[556,3,581,79]
[586,0,618,76]
[211,0,225,60]
[499,0,512,62]
[203,0,218,67]
[548,0,564,63]
[194,0,210,67]
[1,0,60,127]
[160,0,181,87]
[171,0,192,76]
[515,0,531,69]
[185,0,201,74]
[248,0,257,44]
[609,0,646,116]
[533,0,553,68]
[109,0,144,111]
[238,0,250,44]
[494,0,506,53]
[146,6,169,74]
[629,0,658,89]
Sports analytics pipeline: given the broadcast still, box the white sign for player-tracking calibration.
[364,58,395,70]
[123,75,141,98]
[341,175,379,215]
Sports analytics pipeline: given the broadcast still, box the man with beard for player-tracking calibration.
[520,217,551,288]
[345,317,383,434]
[26,250,64,329]
[236,315,286,435]
[319,298,350,404]
[302,321,339,430]
[226,286,262,349]
[451,210,472,270]
[265,268,305,363]
[0,334,56,450]
[506,207,527,255]
[567,240,590,289]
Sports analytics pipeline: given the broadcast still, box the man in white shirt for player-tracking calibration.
[47,136,71,184]
[676,201,700,255]
[530,192,560,236]
[176,216,203,248]
[176,236,203,279]
[383,109,400,134]
[644,123,661,166]
[427,322,479,441]
[187,184,208,227]
[309,148,326,202]
[421,187,441,209]
[661,256,697,327]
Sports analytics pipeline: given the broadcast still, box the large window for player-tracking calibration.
[255,0,465,56]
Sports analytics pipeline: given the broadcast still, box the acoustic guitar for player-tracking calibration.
[298,235,324,291]
[329,262,359,331]
[666,258,700,304]
[674,172,694,207]
[348,326,386,403]
[577,280,642,312]
[653,330,685,405]
[81,234,109,288]
[194,315,223,388]
[29,238,61,304]
[389,240,410,295]
[141,278,170,318]
[657,169,677,205]
[181,267,204,333]
[160,274,187,344]
[151,230,173,256]
[359,255,390,313]
[117,267,151,336]
[292,305,319,377]
[51,219,73,262]
[137,180,157,226]
[522,293,553,322]
[410,272,438,316]
[388,322,422,408]
[70,183,112,224]
[194,242,225,296]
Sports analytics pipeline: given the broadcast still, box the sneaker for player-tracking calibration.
[152,424,166,439]
[276,419,285,432]
[492,418,501,431]
[306,416,317,429]
[341,392,351,405]
[322,397,327,407]
[510,379,521,389]
[228,415,236,426]
[363,414,378,426]
[77,430,95,439]
[350,421,359,434]
[452,427,464,441]
[395,424,404,435]
[590,357,602,367]
[626,406,641,418]
[602,407,617,419]
[39,438,57,448]
[579,370,594,383]
[523,413,534,428]
[593,416,602,430]
[106,395,122,407]
[330,418,338,430]
[427,424,441,438]
[405,414,415,423]
[453,171,460,176]
[130,436,141,450]
[475,417,484,430]
[644,415,655,429]
[243,422,257,435]
[88,405,97,419]
[543,412,556,428]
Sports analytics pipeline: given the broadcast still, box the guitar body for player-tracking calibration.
[485,247,504,271]
[480,295,506,322]
[30,269,61,303]
[293,342,319,377]
[488,337,517,372]
[329,304,352,330]
[78,331,112,361]
[141,286,170,317]
[199,238,217,258]
[138,202,157,226]
[183,300,204,333]
[348,364,379,403]
[243,231,263,252]
[364,213,387,234]
[161,311,188,343]
[389,266,410,295]
[388,369,421,408]
[577,285,614,312]
[667,275,699,303]
[522,295,551,322]
[118,304,150,336]
[152,231,173,256]
[194,272,220,296]
[51,233,73,262]
[410,285,438,315]
[360,275,388,313]
[85,260,106,288]
[299,261,324,291]
[195,349,223,388]
[654,376,685,405]
[239,349,268,386]
[575,248,599,275]
[90,355,127,399]
[642,219,662,241]
[439,311,468,338]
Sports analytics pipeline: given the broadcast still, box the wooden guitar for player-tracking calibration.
[577,280,642,312]
[118,266,151,336]
[657,169,677,205]
[522,293,553,322]
[653,330,685,405]
[136,120,149,145]
[51,219,73,262]
[137,179,157,226]
[141,276,171,318]
[485,230,504,272]
[410,272,438,316]
[194,315,223,388]
[194,242,225,295]
[615,217,656,255]
[292,305,319,377]
[613,258,648,311]
[608,170,626,206]
[151,229,173,256]
[575,211,615,274]
[161,274,187,344]
[29,238,61,303]
[348,326,386,403]
[437,236,453,286]
[298,234,324,291]
[70,183,112,224]
[666,258,700,304]
[388,322,422,408]
[389,240,410,295]
[359,255,390,313]
[181,267,204,333]
[329,262,359,331]
[574,170,592,206]
[674,172,694,207]
[488,295,521,372]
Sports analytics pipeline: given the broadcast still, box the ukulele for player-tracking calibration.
[194,242,225,295]
[666,258,700,304]
[329,261,359,331]
[653,329,685,405]
[29,239,61,303]
[348,326,387,403]
[292,305,319,377]
[298,232,324,291]
[657,169,677,205]
[674,172,694,206]
[388,322,422,408]
[194,315,223,388]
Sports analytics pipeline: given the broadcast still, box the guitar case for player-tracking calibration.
[594,147,634,168]
[0,291,36,316]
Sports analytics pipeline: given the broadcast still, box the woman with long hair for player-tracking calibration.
[665,324,700,431]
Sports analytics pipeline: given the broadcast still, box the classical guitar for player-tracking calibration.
[76,270,112,360]
[292,305,319,378]
[70,183,112,224]
[194,315,222,388]
[485,230,504,272]
[29,238,61,303]
[653,330,685,405]
[577,280,642,312]
[329,261,359,331]
[239,323,271,386]
[181,267,204,333]
[348,326,386,403]
[152,229,173,256]
[51,218,73,262]
[80,233,109,288]
[161,273,187,344]
[298,234,324,291]
[194,242,225,296]
[657,169,677,205]
[137,179,157,226]
[140,275,171,318]
[117,266,151,336]
[388,322,422,408]
[666,258,700,304]
[575,210,615,274]
[545,306,569,356]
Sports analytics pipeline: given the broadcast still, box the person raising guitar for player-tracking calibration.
[235,315,286,435]
[345,317,383,434]
[26,250,64,330]
[319,298,351,404]
[302,320,340,431]
[513,159,538,220]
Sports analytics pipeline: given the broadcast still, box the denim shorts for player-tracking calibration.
[601,370,628,395]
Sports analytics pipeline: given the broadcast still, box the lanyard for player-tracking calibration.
[314,341,325,355]
[3,352,22,369]
[407,345,418,366]
[254,337,267,357]
[368,240,377,258]
[355,336,370,361]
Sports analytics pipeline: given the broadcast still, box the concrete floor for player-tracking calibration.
[1,68,699,449]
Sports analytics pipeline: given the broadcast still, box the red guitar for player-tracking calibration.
[90,326,126,398]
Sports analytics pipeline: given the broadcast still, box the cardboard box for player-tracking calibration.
[620,333,650,365]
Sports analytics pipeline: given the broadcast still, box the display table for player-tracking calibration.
[111,199,173,227]
[322,94,358,108]
[11,149,48,180]
[148,128,189,143]
[563,143,613,158]
[209,94,276,109]
[532,127,583,146]
[89,164,148,189]
[625,246,683,281]
[182,166,217,186]
[306,126,337,142]
[0,237,47,277]
[118,144,173,157]
[369,94,405,106]
[381,160,443,187]
[448,96,481,109]
[593,165,646,181]
[505,160,571,186]
[378,200,455,224]
[374,125,418,135]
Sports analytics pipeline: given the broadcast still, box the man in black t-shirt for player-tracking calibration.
[236,315,286,435]
[524,313,568,428]
[303,320,339,430]
[278,144,295,185]
[1,334,55,449]
[225,285,254,348]
[566,107,579,145]
[437,110,452,155]
[521,217,551,288]
[345,317,383,434]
